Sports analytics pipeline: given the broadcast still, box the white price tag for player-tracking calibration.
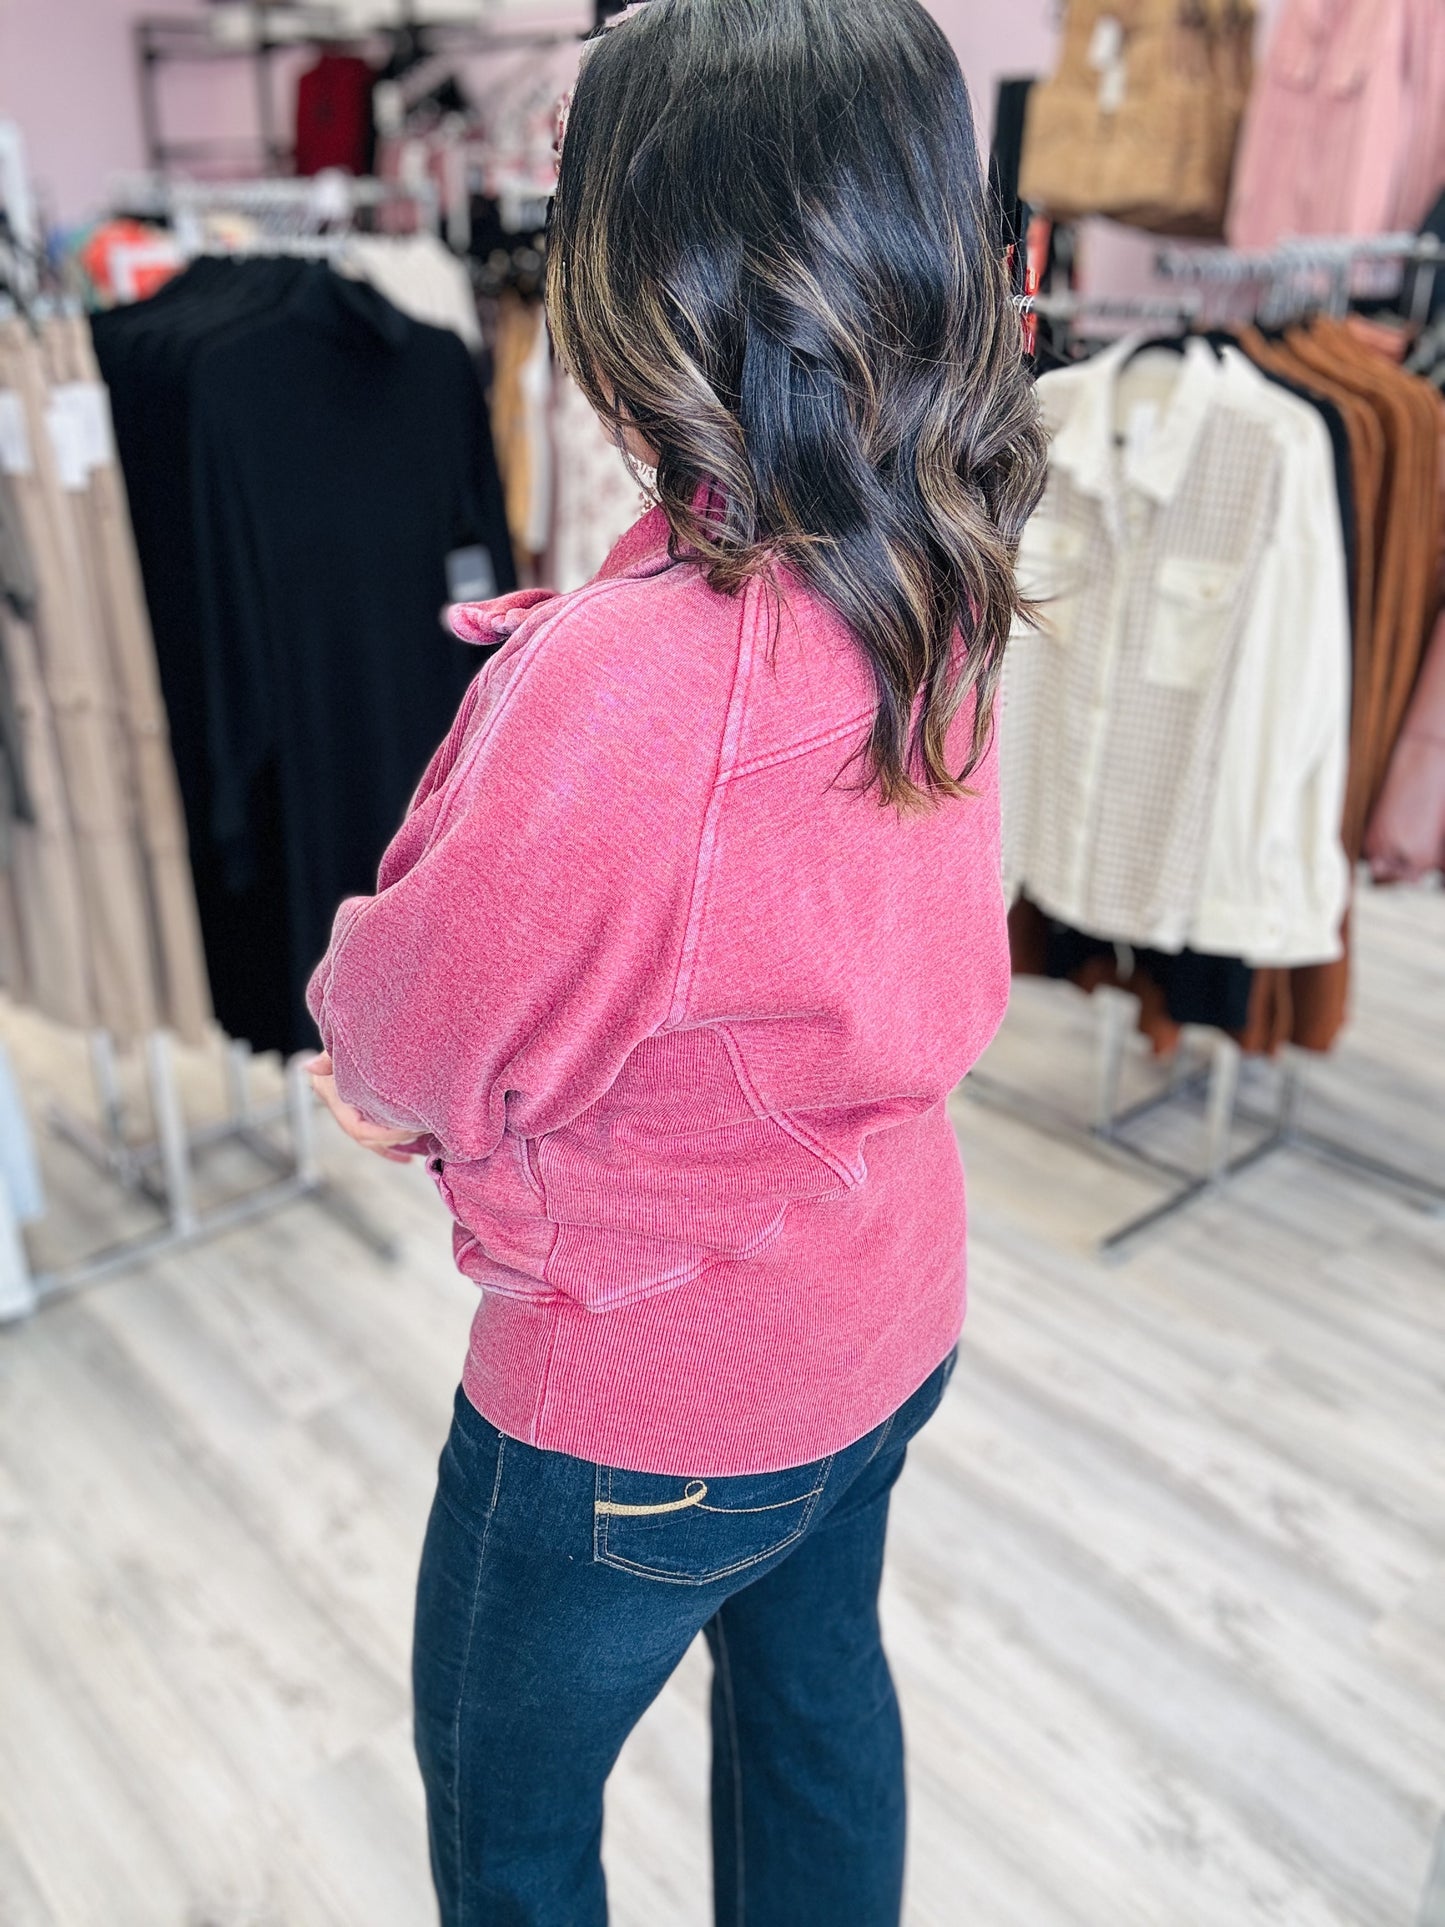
[1098,61,1127,114]
[1087,15,1125,70]
[45,393,89,491]
[1125,400,1160,463]
[0,390,32,477]
[56,382,115,474]
[446,544,497,604]
[1087,14,1127,115]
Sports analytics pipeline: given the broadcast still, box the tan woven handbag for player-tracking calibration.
[1019,0,1255,238]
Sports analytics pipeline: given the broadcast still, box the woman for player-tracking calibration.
[306,1,1045,1920]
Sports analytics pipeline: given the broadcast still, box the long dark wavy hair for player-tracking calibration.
[548,0,1047,807]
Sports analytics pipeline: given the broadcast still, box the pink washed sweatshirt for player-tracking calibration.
[307,506,1010,1475]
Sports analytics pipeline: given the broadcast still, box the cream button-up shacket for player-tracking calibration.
[1002,336,1350,968]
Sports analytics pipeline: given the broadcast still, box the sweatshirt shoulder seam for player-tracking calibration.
[416,575,647,848]
[663,580,761,1029]
[726,708,877,782]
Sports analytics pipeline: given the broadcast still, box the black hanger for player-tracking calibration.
[1119,328,1188,369]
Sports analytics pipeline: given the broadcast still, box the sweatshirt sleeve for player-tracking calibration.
[306,582,734,1162]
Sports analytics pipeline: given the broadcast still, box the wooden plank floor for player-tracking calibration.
[1,882,1442,1926]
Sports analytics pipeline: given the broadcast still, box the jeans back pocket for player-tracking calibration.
[593,1455,834,1587]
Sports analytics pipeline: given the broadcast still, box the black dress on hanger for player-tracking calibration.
[96,260,515,1054]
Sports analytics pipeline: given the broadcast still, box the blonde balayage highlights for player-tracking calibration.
[549,0,1047,807]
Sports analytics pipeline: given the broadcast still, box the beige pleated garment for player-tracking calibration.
[49,314,212,1044]
[0,569,92,1029]
[0,313,212,1045]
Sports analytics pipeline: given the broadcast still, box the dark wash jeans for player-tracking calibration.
[412,1348,959,1927]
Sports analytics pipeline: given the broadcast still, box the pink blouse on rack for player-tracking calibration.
[1228,0,1445,250]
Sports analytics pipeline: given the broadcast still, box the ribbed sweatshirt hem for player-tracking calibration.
[458,1248,969,1477]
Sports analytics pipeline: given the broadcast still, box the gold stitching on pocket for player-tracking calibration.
[595,1480,708,1518]
[864,1413,896,1467]
[695,1490,821,1515]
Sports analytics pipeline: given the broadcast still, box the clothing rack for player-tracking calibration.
[1019,292,1202,322]
[1017,235,1445,341]
[981,242,1445,1252]
[969,1009,1445,1259]
[0,129,400,1317]
[380,18,585,58]
[1017,290,1202,354]
[134,7,585,179]
[1,1029,397,1322]
[1157,231,1445,277]
[113,170,440,248]
[1157,231,1445,324]
[98,173,442,288]
[135,8,346,177]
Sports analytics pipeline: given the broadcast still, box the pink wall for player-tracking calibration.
[934,0,1059,142]
[0,0,297,225]
[1,0,148,224]
[3,0,1053,224]
[3,0,1276,271]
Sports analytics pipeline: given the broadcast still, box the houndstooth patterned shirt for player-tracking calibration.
[1001,336,1350,966]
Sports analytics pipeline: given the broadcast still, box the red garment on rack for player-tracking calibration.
[294,53,376,178]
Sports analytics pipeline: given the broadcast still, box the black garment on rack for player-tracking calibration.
[1383,186,1445,326]
[95,258,310,1051]
[95,258,515,1054]
[989,78,1037,254]
[468,197,549,300]
[192,265,512,1048]
[1040,920,1256,1034]
[97,258,307,831]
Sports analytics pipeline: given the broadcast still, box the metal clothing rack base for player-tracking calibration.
[968,988,1445,1259]
[4,1029,397,1320]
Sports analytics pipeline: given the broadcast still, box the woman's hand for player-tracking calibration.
[305,1052,422,1163]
